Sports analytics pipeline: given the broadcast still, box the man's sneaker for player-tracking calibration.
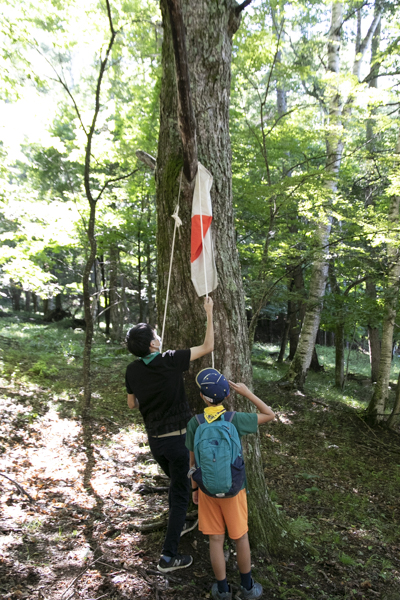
[157,554,193,573]
[211,583,232,600]
[241,580,263,599]
[180,518,198,536]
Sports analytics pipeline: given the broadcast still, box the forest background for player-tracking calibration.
[0,0,400,599]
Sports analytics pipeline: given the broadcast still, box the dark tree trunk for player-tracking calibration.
[43,298,50,317]
[99,255,111,335]
[10,283,21,311]
[55,294,62,311]
[109,244,122,340]
[32,292,38,313]
[366,279,380,383]
[335,322,345,388]
[159,0,294,556]
[25,291,31,312]
[387,370,400,429]
[277,305,290,363]
[310,346,323,372]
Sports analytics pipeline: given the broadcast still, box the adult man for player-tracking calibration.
[125,297,214,573]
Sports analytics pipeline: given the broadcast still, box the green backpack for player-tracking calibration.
[192,412,246,498]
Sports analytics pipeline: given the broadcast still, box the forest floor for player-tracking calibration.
[0,314,400,600]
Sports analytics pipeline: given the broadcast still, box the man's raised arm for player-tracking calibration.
[190,297,214,361]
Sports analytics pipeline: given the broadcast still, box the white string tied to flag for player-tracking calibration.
[160,171,183,355]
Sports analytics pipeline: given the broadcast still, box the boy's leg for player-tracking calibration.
[209,534,226,581]
[235,532,251,574]
[233,532,263,598]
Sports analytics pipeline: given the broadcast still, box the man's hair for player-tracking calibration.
[126,323,154,357]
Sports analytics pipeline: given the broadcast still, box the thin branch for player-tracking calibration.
[136,150,156,171]
[61,556,104,598]
[235,0,254,15]
[0,472,35,503]
[30,43,88,137]
[95,168,140,202]
[85,0,118,204]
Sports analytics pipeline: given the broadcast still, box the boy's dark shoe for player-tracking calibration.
[157,554,193,573]
[211,583,232,600]
[241,580,263,599]
[180,518,199,537]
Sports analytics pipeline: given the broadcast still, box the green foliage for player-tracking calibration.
[28,359,59,378]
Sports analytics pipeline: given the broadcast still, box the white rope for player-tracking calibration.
[199,177,214,369]
[160,171,183,354]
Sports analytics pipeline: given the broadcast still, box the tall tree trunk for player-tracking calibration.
[109,244,122,340]
[335,323,345,388]
[10,282,21,311]
[43,298,49,317]
[159,0,294,556]
[387,370,400,429]
[99,254,111,335]
[283,1,343,389]
[365,12,381,384]
[32,292,38,313]
[277,300,290,363]
[25,291,31,312]
[367,182,400,424]
[283,2,381,389]
[366,279,380,383]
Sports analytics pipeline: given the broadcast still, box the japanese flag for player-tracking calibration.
[191,162,218,297]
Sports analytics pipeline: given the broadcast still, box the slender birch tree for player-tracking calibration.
[367,132,400,425]
[284,1,381,389]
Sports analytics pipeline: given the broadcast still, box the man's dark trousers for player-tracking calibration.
[148,433,190,557]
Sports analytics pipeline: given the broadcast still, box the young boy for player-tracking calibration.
[125,297,214,573]
[185,368,275,600]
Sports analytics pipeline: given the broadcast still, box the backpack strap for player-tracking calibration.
[224,411,236,422]
[195,414,206,425]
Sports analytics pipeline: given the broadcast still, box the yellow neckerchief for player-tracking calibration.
[204,405,226,424]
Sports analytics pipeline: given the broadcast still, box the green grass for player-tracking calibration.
[0,313,134,421]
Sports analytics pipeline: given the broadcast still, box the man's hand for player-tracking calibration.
[190,296,214,361]
[192,489,199,505]
[228,381,250,398]
[204,296,213,315]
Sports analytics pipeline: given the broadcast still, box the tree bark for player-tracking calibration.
[283,1,343,389]
[387,370,400,429]
[158,0,294,556]
[109,244,123,340]
[32,292,38,313]
[25,291,31,312]
[367,192,400,424]
[10,282,21,311]
[99,255,111,335]
[366,279,380,383]
[365,11,381,384]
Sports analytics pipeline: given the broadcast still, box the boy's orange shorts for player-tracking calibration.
[198,488,248,539]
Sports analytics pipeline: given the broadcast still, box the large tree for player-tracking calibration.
[156,0,294,554]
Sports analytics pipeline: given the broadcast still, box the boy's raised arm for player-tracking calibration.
[190,297,214,361]
[229,381,275,424]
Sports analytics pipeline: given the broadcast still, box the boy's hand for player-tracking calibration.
[204,296,213,315]
[228,381,250,397]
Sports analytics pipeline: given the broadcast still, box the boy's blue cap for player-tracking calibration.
[196,368,230,404]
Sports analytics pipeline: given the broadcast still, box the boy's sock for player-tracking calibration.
[161,555,172,562]
[217,578,229,593]
[240,571,252,591]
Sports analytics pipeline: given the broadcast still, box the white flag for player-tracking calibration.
[191,162,218,297]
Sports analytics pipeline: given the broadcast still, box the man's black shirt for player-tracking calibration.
[125,349,192,436]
